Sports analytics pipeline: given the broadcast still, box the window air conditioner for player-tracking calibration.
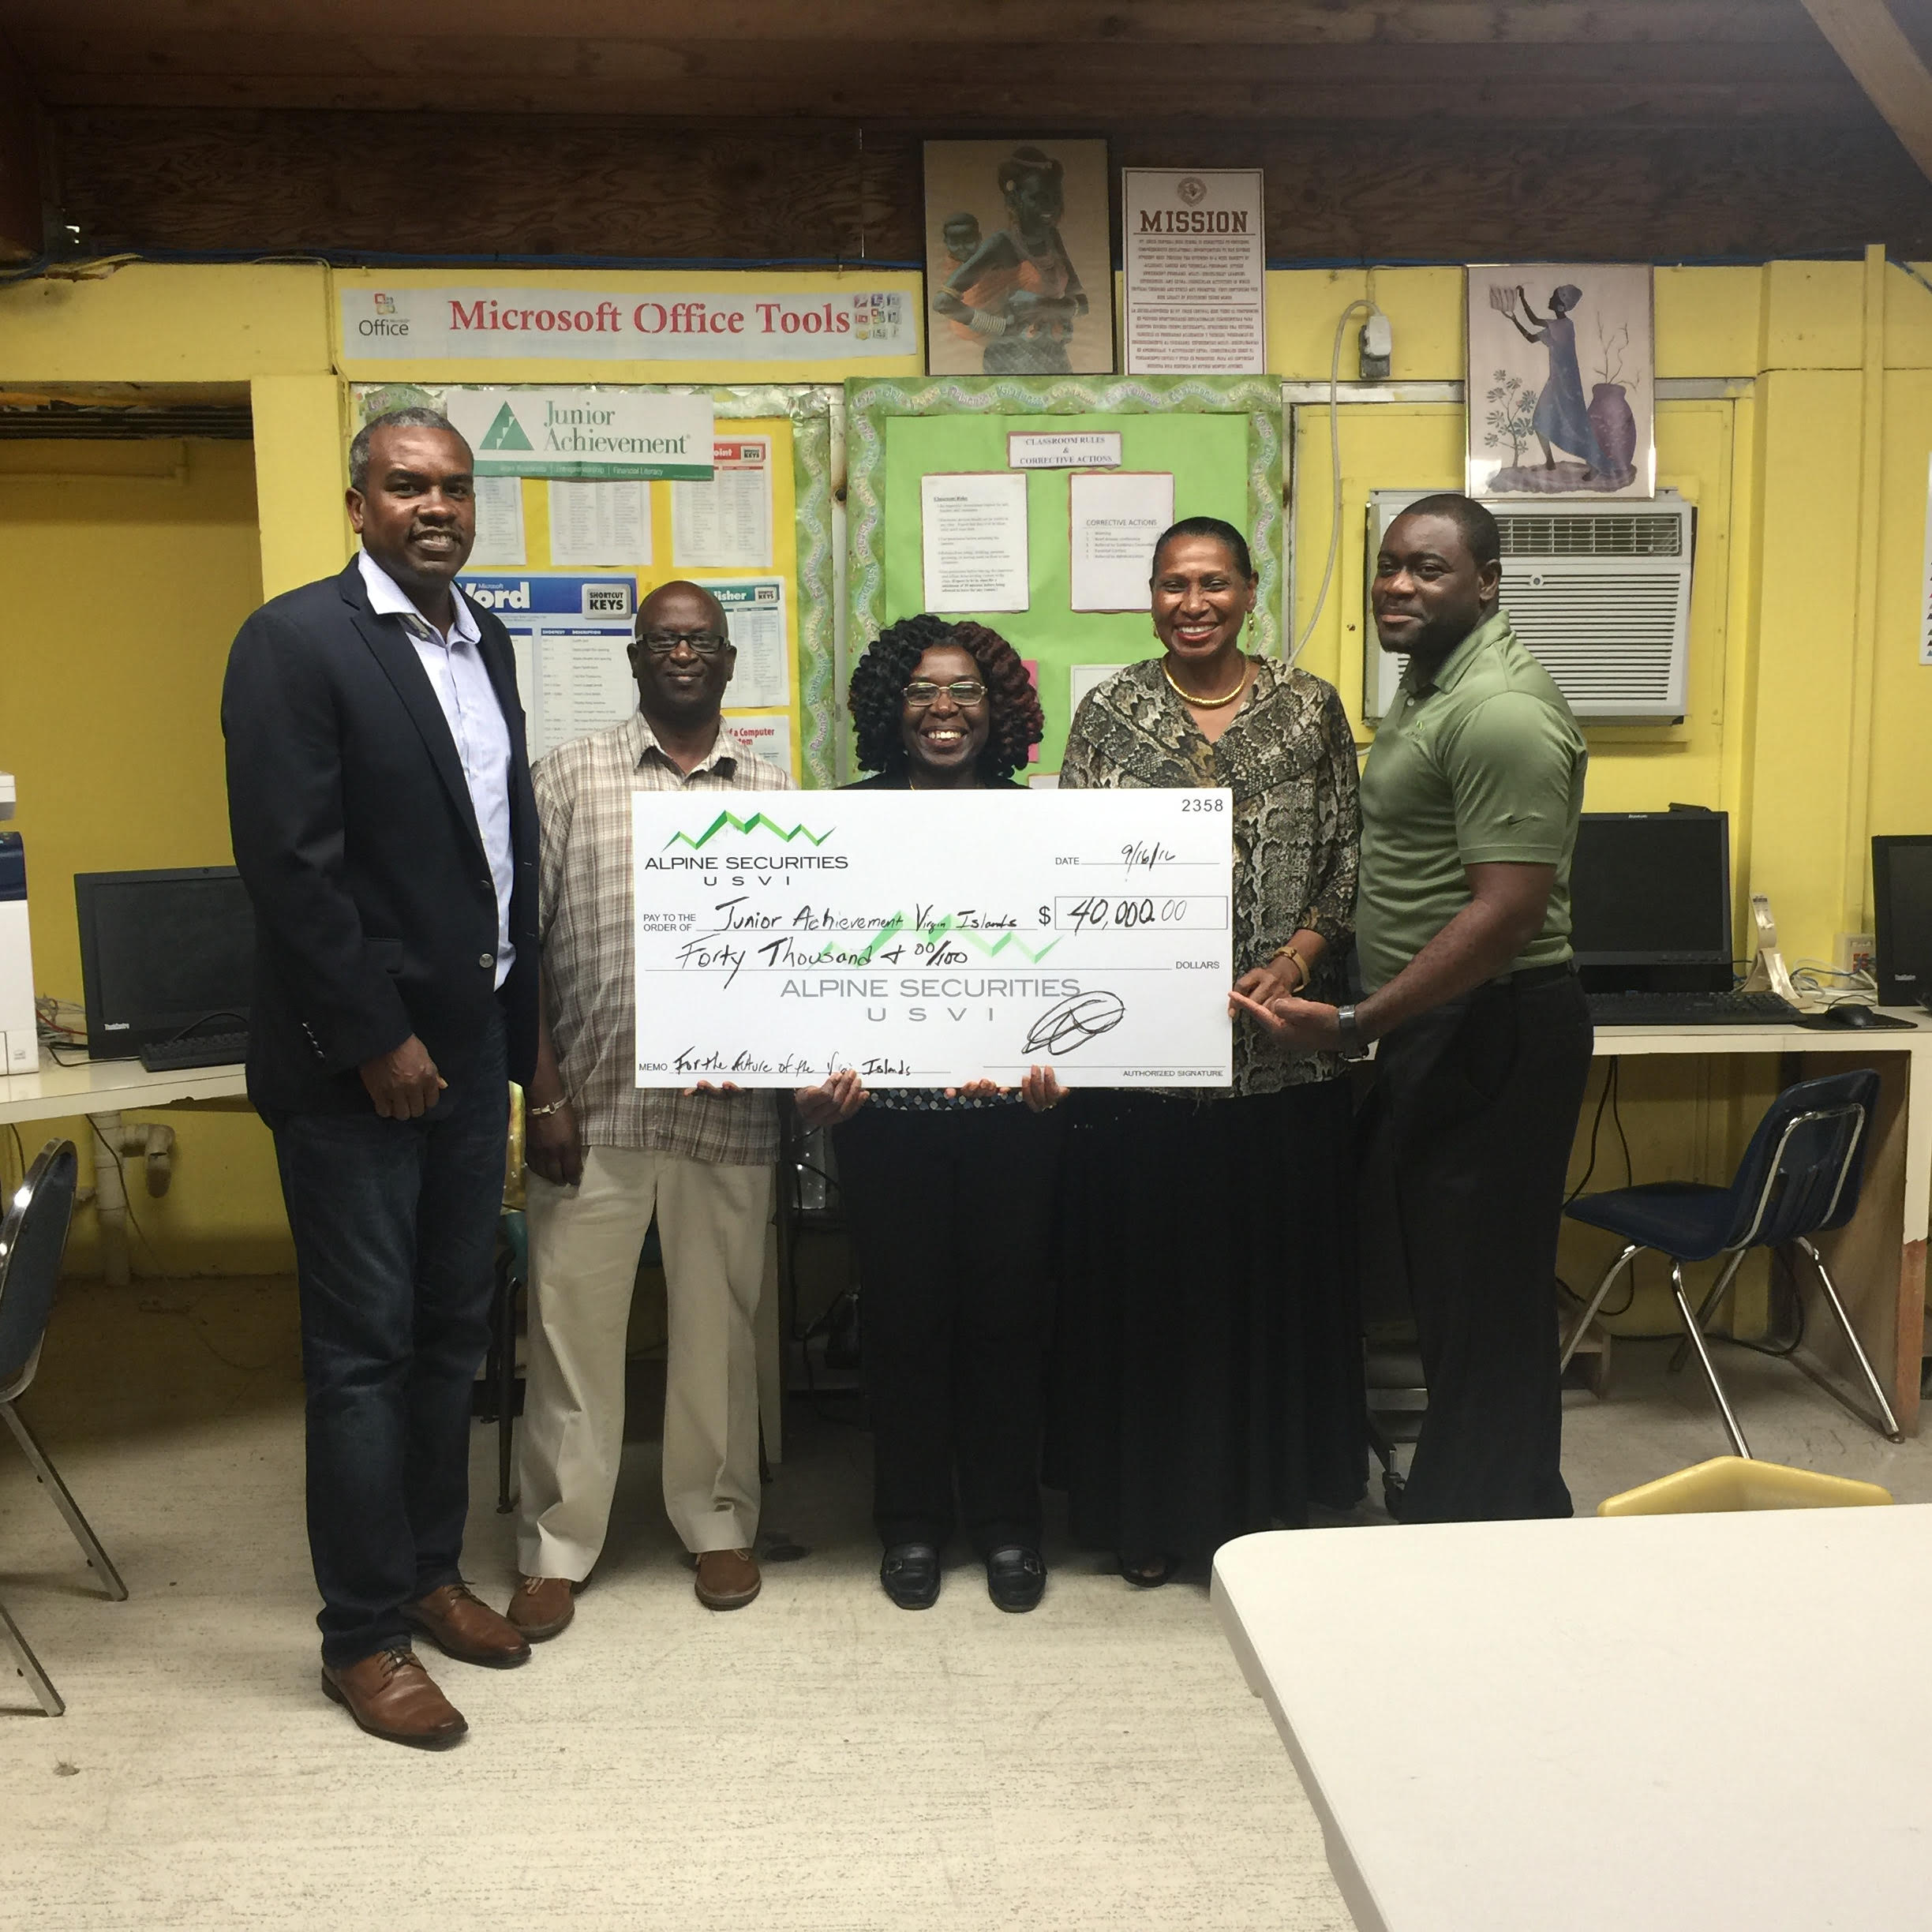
[1361,490,1694,724]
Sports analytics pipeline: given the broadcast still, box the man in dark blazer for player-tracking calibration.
[223,407,540,1747]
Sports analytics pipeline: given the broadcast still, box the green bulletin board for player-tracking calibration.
[844,375,1282,777]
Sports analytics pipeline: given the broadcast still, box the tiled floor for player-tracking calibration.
[1,1275,1922,1930]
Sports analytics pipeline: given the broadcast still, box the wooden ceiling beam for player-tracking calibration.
[0,0,1822,52]
[1800,0,1932,182]
[22,69,1867,124]
[0,30,39,260]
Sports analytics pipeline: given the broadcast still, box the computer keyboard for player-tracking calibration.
[139,1030,249,1071]
[1585,990,1796,1028]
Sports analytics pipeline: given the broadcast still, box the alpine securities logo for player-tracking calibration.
[665,811,835,852]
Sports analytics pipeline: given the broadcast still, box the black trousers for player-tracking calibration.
[1362,970,1593,1522]
[833,1103,1065,1555]
[267,1011,507,1665]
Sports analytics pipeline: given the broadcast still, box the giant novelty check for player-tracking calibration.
[632,789,1234,1088]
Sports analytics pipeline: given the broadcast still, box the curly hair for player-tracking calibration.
[847,613,1044,782]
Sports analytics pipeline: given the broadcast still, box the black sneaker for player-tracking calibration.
[880,1542,941,1610]
[985,1545,1046,1613]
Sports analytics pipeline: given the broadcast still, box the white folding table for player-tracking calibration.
[1213,1509,1932,1932]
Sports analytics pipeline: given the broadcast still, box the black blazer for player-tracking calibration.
[221,559,540,1115]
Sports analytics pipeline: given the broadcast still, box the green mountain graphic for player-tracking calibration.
[665,811,833,852]
[479,402,534,451]
[817,913,1061,967]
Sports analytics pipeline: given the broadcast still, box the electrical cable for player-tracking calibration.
[1290,298,1383,663]
[1562,1063,1642,1322]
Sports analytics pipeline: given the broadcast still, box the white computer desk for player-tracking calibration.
[0,1046,249,1127]
[1,1046,249,1284]
[1585,1009,1932,1436]
[1212,1507,1932,1932]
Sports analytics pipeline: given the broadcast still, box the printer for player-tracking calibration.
[0,772,36,1074]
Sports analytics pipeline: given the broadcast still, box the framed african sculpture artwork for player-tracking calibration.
[1466,264,1655,500]
[923,139,1114,377]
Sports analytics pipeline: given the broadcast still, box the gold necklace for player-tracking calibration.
[1162,653,1250,710]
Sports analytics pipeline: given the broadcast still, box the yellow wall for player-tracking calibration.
[0,437,288,1272]
[6,256,1932,1293]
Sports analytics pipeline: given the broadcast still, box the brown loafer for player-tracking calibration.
[321,1646,466,1749]
[694,1547,761,1611]
[403,1582,532,1668]
[507,1573,577,1642]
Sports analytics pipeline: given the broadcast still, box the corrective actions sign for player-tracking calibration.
[339,283,917,362]
[631,791,1234,1088]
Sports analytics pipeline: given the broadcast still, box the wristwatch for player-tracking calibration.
[1334,1004,1371,1062]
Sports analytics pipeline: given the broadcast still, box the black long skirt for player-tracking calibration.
[1044,1080,1367,1562]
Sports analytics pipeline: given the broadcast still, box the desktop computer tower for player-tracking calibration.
[0,832,37,1075]
[1872,835,1932,1007]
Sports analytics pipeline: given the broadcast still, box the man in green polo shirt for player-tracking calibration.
[1236,492,1591,1521]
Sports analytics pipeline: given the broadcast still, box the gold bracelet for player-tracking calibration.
[1270,944,1309,993]
[526,1095,571,1118]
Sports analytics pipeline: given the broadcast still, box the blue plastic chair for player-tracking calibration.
[1559,1070,1902,1459]
[0,1139,129,1716]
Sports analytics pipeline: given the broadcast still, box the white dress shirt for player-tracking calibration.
[357,549,516,987]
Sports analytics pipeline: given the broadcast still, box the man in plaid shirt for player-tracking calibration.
[511,582,790,1632]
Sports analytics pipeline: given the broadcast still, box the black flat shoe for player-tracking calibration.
[880,1542,941,1610]
[1120,1554,1181,1589]
[986,1545,1046,1612]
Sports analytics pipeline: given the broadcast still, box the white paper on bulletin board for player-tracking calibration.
[709,578,792,710]
[1069,470,1174,611]
[922,471,1030,612]
[672,436,773,568]
[550,480,650,566]
[724,711,796,780]
[470,477,526,566]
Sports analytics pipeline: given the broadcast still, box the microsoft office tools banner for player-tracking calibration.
[340,283,915,363]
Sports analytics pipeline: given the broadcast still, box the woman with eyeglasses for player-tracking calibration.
[796,614,1065,1614]
[1047,515,1365,1587]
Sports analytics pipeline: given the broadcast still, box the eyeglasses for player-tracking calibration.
[638,630,731,657]
[903,679,987,708]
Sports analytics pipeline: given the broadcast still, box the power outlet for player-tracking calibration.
[1836,930,1876,977]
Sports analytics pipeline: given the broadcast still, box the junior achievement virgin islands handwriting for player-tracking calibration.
[704,897,1020,936]
[672,911,1064,983]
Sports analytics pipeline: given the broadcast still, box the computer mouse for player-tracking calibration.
[1823,1003,1881,1028]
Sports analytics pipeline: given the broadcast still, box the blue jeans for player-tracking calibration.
[268,1012,507,1665]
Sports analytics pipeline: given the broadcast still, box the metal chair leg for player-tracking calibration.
[1559,1242,1641,1373]
[1668,1259,1753,1458]
[0,1591,63,1717]
[1793,1237,1904,1442]
[1,1404,128,1601]
[1668,1249,1749,1375]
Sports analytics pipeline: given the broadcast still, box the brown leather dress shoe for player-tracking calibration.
[321,1646,467,1749]
[507,1574,577,1642]
[694,1548,762,1611]
[403,1582,533,1668]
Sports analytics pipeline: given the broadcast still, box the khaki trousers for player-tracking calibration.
[516,1145,773,1577]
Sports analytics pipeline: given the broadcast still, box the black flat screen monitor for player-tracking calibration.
[74,867,254,1058]
[1872,835,1932,1006]
[1570,811,1733,992]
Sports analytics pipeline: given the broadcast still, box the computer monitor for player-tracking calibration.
[1872,835,1932,1006]
[74,867,254,1058]
[1569,811,1733,993]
